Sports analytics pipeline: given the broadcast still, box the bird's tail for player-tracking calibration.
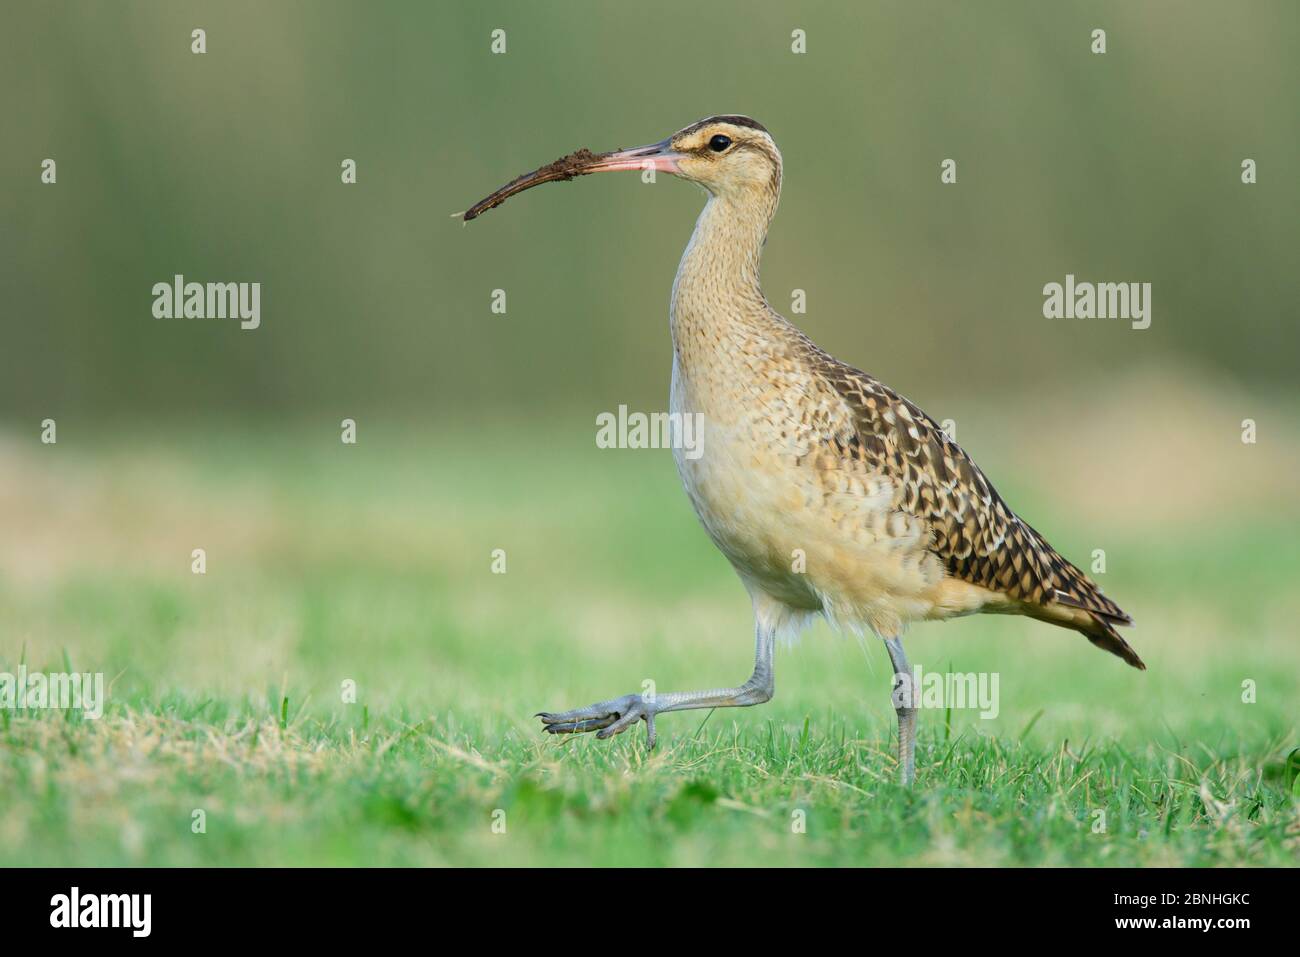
[1025,592,1146,670]
[1079,613,1146,670]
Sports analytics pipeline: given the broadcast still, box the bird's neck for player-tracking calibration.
[670,190,784,358]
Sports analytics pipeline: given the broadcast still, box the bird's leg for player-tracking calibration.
[884,636,917,786]
[538,622,776,749]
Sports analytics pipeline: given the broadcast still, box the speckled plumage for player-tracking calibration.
[665,117,1141,669]
[464,115,1142,781]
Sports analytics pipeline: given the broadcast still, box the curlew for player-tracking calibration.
[460,116,1143,785]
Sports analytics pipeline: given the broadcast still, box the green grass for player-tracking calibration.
[0,423,1297,866]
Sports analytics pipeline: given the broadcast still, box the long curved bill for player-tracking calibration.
[459,138,682,222]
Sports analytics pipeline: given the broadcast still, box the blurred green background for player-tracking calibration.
[2,0,1297,419]
[1,2,1297,866]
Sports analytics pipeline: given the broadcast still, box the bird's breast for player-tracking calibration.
[669,350,964,633]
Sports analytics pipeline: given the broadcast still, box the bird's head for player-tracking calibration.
[460,115,780,221]
[662,115,781,199]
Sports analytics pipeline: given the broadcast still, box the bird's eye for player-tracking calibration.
[708,134,732,153]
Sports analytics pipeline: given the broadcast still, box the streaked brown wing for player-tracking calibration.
[812,352,1130,625]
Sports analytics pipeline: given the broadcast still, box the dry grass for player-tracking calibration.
[1,378,1297,865]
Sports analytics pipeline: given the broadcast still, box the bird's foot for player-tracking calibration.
[537,693,658,748]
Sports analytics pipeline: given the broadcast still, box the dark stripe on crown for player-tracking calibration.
[685,114,769,135]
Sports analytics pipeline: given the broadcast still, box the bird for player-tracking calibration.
[459,115,1143,785]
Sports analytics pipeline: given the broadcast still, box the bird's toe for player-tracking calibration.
[537,693,651,742]
[541,715,617,734]
[593,709,644,739]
